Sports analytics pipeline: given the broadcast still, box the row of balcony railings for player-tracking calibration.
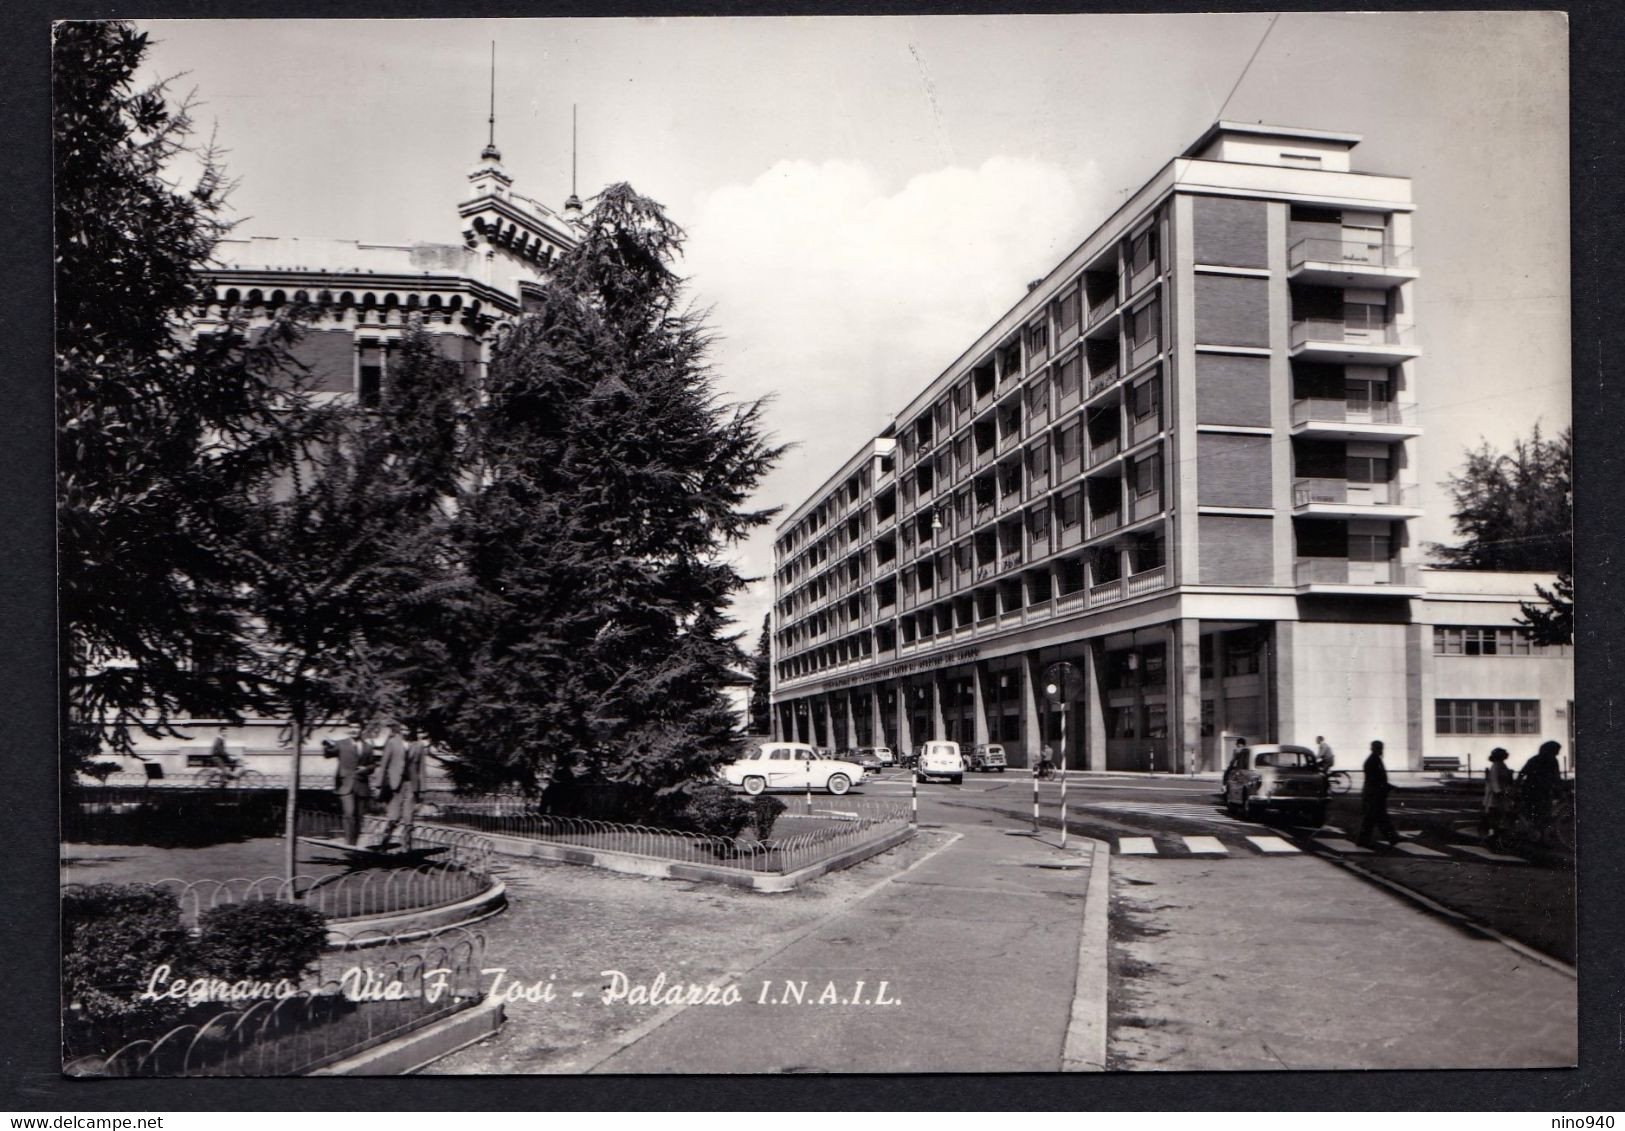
[1287,238,1416,271]
[1290,398,1418,427]
[783,552,1431,680]
[895,270,1158,474]
[1289,318,1416,350]
[1291,478,1420,509]
[902,348,1146,482]
[1293,558,1420,587]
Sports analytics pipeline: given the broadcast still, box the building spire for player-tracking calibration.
[564,103,583,217]
[481,41,501,162]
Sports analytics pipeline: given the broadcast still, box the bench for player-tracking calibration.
[1421,755,1463,775]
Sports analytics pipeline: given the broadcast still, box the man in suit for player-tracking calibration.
[323,731,375,845]
[1356,739,1399,848]
[375,721,426,851]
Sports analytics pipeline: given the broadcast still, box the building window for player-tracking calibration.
[1027,320,1049,357]
[357,341,384,408]
[1129,227,1159,275]
[1435,699,1540,735]
[1057,488,1083,530]
[1132,452,1161,498]
[1055,287,1081,334]
[1433,626,1541,656]
[1280,152,1323,167]
[1057,352,1081,400]
[1131,375,1160,421]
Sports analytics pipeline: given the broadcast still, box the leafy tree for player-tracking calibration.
[55,21,311,773]
[1429,425,1572,571]
[442,183,782,800]
[1518,571,1574,646]
[748,613,773,735]
[234,326,473,874]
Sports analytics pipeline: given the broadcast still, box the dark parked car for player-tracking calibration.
[1224,744,1328,826]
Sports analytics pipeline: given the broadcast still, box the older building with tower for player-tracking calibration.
[769,122,1572,774]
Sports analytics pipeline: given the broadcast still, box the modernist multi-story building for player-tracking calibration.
[769,122,1572,774]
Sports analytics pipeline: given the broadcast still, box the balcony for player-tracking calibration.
[1087,292,1117,327]
[1129,489,1162,523]
[1294,558,1423,594]
[1290,398,1422,441]
[1089,510,1123,538]
[1087,436,1120,467]
[1087,366,1120,397]
[1125,564,1169,597]
[1291,478,1422,518]
[1289,319,1421,364]
[1087,577,1123,608]
[1287,238,1418,288]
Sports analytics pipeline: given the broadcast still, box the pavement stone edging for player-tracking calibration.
[311,997,506,1076]
[1061,837,1110,1072]
[451,823,916,892]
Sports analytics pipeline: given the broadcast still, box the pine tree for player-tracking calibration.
[444,184,782,800]
[1518,571,1574,647]
[55,22,311,772]
[749,614,773,735]
[1430,425,1572,571]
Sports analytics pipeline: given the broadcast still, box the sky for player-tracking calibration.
[137,13,1572,641]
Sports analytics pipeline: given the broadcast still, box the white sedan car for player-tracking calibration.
[720,743,866,796]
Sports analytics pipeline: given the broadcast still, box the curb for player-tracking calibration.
[465,825,915,892]
[1061,837,1109,1072]
[311,996,506,1075]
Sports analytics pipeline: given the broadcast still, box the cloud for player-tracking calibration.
[680,154,1109,632]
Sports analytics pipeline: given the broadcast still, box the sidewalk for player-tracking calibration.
[584,825,1102,1073]
[1109,852,1576,1069]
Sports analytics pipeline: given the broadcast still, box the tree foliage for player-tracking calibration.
[748,614,773,735]
[55,21,312,768]
[1518,570,1574,647]
[1429,425,1572,572]
[440,184,781,797]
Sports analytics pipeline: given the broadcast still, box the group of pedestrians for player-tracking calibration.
[320,720,429,849]
[1480,739,1565,849]
[1355,737,1567,851]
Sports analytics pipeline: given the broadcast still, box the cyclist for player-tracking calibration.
[1314,735,1335,773]
[1035,744,1056,780]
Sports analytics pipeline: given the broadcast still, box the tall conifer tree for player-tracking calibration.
[445,184,781,797]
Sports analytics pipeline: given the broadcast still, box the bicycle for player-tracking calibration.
[1325,770,1352,795]
[1033,759,1056,781]
[193,761,268,789]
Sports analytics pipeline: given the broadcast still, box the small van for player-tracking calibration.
[914,740,964,785]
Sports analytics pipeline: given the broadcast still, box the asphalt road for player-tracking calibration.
[849,768,1574,964]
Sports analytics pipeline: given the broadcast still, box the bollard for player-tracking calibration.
[910,771,918,826]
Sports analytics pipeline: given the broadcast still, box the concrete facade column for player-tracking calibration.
[1172,618,1203,775]
[844,692,859,751]
[930,674,946,743]
[819,696,835,750]
[1083,639,1108,771]
[1276,621,1298,756]
[972,661,991,748]
[1020,653,1042,770]
[871,691,886,754]
[894,680,913,757]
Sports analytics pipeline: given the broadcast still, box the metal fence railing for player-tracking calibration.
[425,797,910,876]
[64,926,487,1077]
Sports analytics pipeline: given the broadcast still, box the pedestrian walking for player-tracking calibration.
[1517,739,1563,843]
[1481,747,1515,849]
[376,722,427,851]
[1356,739,1399,848]
[324,731,375,845]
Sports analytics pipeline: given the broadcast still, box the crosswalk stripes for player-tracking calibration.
[1245,835,1302,854]
[1395,842,1448,857]
[1455,844,1527,863]
[1110,828,1531,864]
